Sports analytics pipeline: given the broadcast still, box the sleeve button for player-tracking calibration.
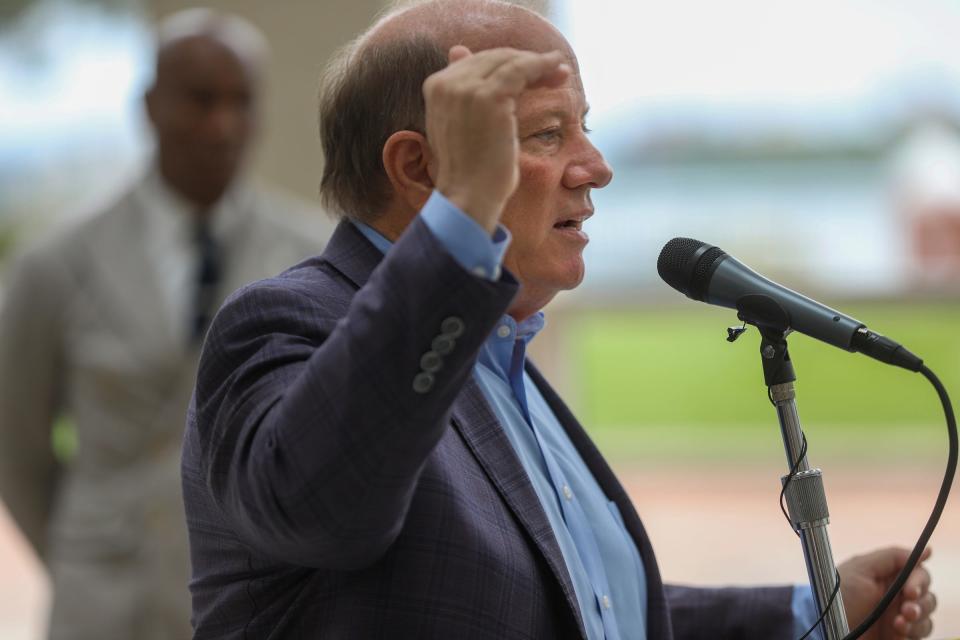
[440,316,465,338]
[412,372,435,394]
[432,335,455,355]
[420,351,443,373]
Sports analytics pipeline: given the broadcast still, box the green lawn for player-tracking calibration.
[567,301,960,465]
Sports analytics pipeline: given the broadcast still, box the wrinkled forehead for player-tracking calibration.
[516,80,589,122]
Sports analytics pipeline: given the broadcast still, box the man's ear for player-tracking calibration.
[382,130,436,213]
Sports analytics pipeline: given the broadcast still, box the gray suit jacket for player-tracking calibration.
[0,173,327,639]
[183,218,793,639]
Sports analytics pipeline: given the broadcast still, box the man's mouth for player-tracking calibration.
[553,219,583,231]
[551,212,591,243]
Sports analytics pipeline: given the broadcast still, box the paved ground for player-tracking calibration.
[1,463,957,639]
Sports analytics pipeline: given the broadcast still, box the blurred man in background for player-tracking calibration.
[182,1,936,638]
[0,8,325,638]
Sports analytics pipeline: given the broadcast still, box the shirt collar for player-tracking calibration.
[138,164,249,242]
[477,312,545,382]
[352,219,393,254]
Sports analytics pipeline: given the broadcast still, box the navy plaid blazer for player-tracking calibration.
[182,218,794,638]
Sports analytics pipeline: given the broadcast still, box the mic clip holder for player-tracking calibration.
[735,293,798,387]
[731,294,851,639]
[725,323,747,343]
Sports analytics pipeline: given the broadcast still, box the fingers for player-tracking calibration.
[903,563,932,602]
[857,545,932,580]
[897,552,935,638]
[901,590,937,622]
[842,546,936,640]
[893,581,936,639]
[422,45,573,231]
[920,590,937,618]
[439,46,570,98]
[911,618,933,638]
[448,44,471,64]
[484,50,570,95]
[892,615,933,639]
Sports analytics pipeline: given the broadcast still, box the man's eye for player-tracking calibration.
[533,128,561,142]
[582,123,593,134]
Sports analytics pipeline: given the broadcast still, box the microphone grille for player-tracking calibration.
[657,237,706,294]
[657,237,727,300]
[692,246,726,290]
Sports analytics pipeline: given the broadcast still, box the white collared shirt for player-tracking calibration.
[134,167,250,343]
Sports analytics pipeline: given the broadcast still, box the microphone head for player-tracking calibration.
[657,237,728,301]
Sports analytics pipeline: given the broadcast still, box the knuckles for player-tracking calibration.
[424,77,501,111]
[423,50,545,106]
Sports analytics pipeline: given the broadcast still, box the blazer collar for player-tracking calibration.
[75,190,187,369]
[320,219,387,290]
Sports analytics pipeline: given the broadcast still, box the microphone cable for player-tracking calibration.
[783,365,956,640]
[776,430,843,640]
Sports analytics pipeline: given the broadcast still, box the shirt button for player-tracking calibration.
[562,485,573,500]
[471,266,488,278]
[602,595,612,610]
[496,325,512,339]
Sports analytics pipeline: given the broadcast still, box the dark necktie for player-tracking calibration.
[191,217,221,344]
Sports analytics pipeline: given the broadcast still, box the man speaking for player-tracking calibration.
[182,1,937,637]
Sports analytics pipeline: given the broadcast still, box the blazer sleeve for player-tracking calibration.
[0,246,66,560]
[665,583,795,640]
[191,219,518,570]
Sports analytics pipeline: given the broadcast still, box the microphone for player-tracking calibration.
[657,237,923,372]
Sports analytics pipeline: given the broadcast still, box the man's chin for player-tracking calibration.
[548,267,586,295]
[562,257,586,290]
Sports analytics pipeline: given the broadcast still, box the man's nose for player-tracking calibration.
[564,137,613,190]
[207,101,249,143]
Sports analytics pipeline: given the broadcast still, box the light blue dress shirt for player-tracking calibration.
[473,312,648,640]
[354,190,819,639]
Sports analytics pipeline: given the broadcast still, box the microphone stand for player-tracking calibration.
[732,296,849,639]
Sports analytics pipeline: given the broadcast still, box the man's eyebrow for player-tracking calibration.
[525,104,592,124]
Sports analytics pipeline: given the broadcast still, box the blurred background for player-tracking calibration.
[1,0,958,637]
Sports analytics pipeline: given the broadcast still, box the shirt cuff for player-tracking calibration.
[419,190,510,281]
[791,584,823,640]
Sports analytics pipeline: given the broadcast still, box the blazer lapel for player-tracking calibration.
[451,378,588,640]
[75,196,184,369]
[324,220,589,637]
[525,362,674,640]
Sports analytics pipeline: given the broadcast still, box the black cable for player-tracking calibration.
[778,365,955,640]
[838,365,957,640]
[777,430,844,639]
[797,570,842,640]
[779,433,808,538]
